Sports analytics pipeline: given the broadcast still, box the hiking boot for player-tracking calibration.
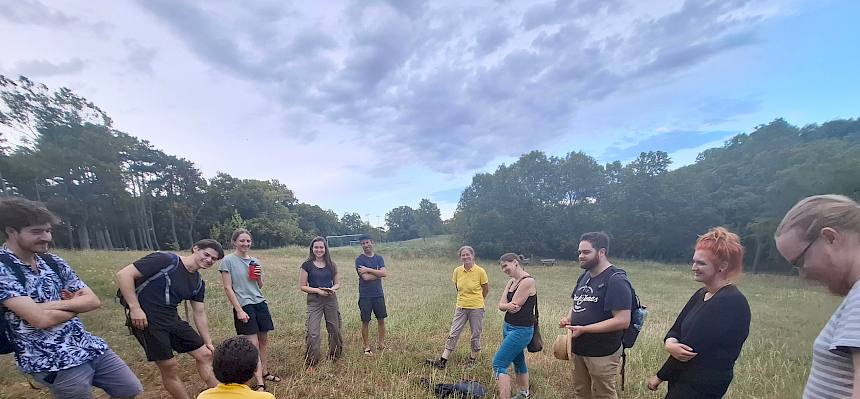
[465,356,477,368]
[425,357,447,369]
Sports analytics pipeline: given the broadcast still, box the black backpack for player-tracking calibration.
[0,252,67,355]
[420,378,486,398]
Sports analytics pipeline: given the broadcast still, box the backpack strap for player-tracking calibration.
[609,270,633,294]
[36,253,65,284]
[609,270,640,308]
[0,253,68,297]
[191,272,204,298]
[620,349,627,391]
[609,268,633,392]
[36,253,67,292]
[134,253,181,305]
[0,253,28,288]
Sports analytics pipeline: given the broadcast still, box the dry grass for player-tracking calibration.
[0,240,839,398]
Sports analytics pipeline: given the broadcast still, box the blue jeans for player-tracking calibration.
[492,322,533,377]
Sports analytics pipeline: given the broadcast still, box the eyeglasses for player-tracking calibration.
[790,236,819,269]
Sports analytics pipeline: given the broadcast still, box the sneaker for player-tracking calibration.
[465,356,477,368]
[425,357,447,369]
[512,391,531,399]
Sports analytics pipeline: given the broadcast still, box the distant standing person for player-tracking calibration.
[197,336,275,399]
[775,195,860,399]
[0,197,143,399]
[427,245,489,369]
[355,235,388,356]
[493,253,537,399]
[559,232,632,399]
[116,239,225,399]
[299,236,343,371]
[647,227,751,398]
[219,229,281,391]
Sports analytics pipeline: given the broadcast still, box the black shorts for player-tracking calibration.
[233,301,275,336]
[131,319,204,362]
[358,296,387,322]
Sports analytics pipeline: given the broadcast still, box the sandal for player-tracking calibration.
[364,347,375,357]
[252,384,267,391]
[262,373,282,383]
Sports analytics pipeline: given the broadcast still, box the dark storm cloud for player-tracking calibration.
[134,0,777,173]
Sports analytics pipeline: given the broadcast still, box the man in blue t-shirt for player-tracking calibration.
[0,197,142,399]
[355,235,388,356]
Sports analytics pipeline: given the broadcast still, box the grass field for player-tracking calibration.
[0,237,841,398]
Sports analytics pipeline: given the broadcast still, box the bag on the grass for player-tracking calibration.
[421,378,487,398]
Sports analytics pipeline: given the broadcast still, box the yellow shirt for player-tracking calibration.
[452,264,488,309]
[197,383,276,399]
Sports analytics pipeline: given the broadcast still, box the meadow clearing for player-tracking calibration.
[0,237,841,398]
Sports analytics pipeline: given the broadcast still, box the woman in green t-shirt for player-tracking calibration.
[219,229,281,391]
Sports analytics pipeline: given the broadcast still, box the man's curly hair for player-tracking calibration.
[213,336,259,384]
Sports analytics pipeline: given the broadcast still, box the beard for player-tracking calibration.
[22,240,51,254]
[579,256,599,270]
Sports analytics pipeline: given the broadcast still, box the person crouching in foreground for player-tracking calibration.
[197,336,275,399]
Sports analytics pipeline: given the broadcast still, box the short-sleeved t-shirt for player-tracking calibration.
[133,252,205,327]
[804,281,860,398]
[0,247,108,373]
[197,383,275,399]
[452,264,488,309]
[301,260,334,288]
[219,254,265,307]
[355,254,385,298]
[569,265,632,357]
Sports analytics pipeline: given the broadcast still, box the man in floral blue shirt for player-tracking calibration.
[0,197,142,398]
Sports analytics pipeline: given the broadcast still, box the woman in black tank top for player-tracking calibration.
[492,253,537,399]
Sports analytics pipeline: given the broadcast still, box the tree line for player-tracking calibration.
[3,75,858,273]
[0,75,444,249]
[452,118,860,272]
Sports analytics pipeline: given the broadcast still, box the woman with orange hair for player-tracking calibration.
[646,227,751,398]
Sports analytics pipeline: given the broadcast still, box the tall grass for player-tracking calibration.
[0,240,838,398]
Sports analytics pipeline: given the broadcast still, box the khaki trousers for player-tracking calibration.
[571,345,623,399]
[444,307,484,353]
[305,293,343,366]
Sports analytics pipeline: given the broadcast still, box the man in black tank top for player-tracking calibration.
[559,232,632,399]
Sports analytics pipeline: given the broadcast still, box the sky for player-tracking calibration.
[1,0,858,226]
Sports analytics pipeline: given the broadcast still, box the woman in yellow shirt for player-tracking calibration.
[427,245,489,369]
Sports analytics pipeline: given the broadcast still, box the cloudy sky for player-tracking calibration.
[1,0,858,225]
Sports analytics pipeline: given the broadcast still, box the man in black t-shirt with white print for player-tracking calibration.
[116,239,224,399]
[559,232,632,399]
